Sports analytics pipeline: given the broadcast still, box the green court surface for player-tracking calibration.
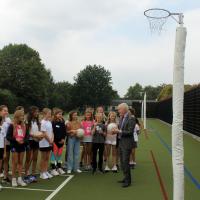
[1,119,200,200]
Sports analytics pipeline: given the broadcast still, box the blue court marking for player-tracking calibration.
[149,125,200,190]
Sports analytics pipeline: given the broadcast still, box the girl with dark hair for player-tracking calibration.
[50,108,66,176]
[129,108,140,169]
[24,106,42,183]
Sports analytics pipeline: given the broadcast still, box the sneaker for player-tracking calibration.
[17,177,27,187]
[23,176,32,184]
[45,171,53,179]
[29,175,37,183]
[2,177,11,184]
[57,168,65,175]
[112,165,118,173]
[105,165,111,172]
[80,162,83,168]
[0,173,4,178]
[40,172,48,180]
[67,170,72,174]
[12,178,18,187]
[51,169,59,176]
[75,169,82,173]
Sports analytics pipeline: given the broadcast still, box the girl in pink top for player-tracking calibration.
[81,111,94,170]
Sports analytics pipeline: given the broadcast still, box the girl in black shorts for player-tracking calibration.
[6,110,28,187]
[24,106,42,183]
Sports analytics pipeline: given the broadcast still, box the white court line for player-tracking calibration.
[45,175,74,200]
[2,186,54,192]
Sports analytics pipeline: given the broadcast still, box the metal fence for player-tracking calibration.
[156,86,200,137]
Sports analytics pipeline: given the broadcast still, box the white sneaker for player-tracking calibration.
[112,165,118,172]
[57,168,65,175]
[17,177,27,187]
[45,171,53,179]
[40,172,48,180]
[12,178,18,187]
[0,173,4,178]
[76,169,82,173]
[105,165,111,172]
[67,170,72,174]
[51,169,59,176]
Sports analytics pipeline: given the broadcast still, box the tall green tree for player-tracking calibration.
[73,65,118,107]
[49,81,74,111]
[144,85,164,100]
[0,44,53,108]
[124,83,143,99]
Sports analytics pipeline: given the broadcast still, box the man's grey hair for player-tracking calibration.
[118,103,129,111]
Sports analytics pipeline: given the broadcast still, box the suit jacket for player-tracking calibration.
[118,113,136,150]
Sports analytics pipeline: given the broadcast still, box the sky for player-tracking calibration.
[0,0,199,96]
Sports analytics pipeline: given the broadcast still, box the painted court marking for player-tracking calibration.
[150,125,200,190]
[150,150,169,200]
[45,175,74,200]
[2,174,74,199]
[2,186,54,192]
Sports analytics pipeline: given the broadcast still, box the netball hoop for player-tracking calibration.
[144,8,187,200]
[144,8,184,34]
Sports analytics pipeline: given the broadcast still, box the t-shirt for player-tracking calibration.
[39,119,53,148]
[133,124,140,142]
[52,119,66,148]
[92,123,106,144]
[29,121,39,140]
[2,117,11,145]
[14,125,26,141]
[81,121,93,137]
[0,125,4,148]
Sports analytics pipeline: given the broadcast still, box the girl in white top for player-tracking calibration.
[104,111,118,172]
[39,108,54,180]
[0,105,11,183]
[24,106,43,183]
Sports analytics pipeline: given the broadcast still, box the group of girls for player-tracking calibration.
[0,105,67,188]
[0,105,140,190]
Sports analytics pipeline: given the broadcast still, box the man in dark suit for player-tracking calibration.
[113,103,136,188]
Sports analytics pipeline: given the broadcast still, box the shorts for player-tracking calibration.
[83,136,92,143]
[11,145,26,153]
[105,140,117,146]
[105,135,117,146]
[0,148,4,160]
[39,146,52,152]
[6,145,11,152]
[29,140,39,150]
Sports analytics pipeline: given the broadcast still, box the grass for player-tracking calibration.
[1,119,200,200]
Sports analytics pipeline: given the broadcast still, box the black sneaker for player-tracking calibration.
[80,162,83,168]
[2,177,11,184]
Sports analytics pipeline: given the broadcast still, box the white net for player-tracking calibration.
[147,17,167,34]
[144,8,170,34]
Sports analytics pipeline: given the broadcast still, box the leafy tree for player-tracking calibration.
[157,84,193,101]
[49,81,74,112]
[0,89,18,112]
[144,85,164,100]
[0,44,53,108]
[124,83,143,99]
[72,65,118,107]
